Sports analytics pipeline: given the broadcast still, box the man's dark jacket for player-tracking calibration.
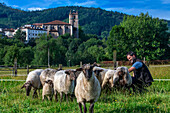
[133,59,154,87]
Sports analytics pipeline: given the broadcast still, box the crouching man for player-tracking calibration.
[126,51,154,93]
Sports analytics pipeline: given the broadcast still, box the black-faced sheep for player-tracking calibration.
[75,64,101,113]
[21,69,43,98]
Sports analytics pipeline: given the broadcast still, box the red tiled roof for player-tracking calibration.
[33,23,43,26]
[44,20,70,25]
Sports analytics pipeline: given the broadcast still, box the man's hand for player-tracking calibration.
[128,67,136,73]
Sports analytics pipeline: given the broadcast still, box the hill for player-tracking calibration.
[0,3,169,35]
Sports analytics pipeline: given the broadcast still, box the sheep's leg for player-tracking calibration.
[47,96,51,101]
[55,90,58,102]
[42,94,45,101]
[66,94,68,103]
[60,92,63,103]
[33,89,38,98]
[82,102,87,113]
[78,103,83,113]
[70,94,74,102]
[50,95,53,101]
[89,102,94,113]
[38,89,41,97]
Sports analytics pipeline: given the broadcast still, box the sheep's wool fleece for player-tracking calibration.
[26,69,43,88]
[40,68,57,86]
[43,83,53,95]
[54,70,74,94]
[75,72,101,103]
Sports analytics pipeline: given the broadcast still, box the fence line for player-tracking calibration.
[149,65,170,67]
[0,79,25,81]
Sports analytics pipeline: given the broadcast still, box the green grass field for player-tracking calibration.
[0,65,169,113]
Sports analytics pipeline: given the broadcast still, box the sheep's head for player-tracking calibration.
[116,67,128,86]
[93,68,104,77]
[82,64,94,81]
[44,80,53,88]
[65,69,78,81]
[21,81,32,96]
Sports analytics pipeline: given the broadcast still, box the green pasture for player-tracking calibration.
[0,81,169,113]
[0,65,169,112]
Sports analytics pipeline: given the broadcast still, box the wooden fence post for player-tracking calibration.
[59,64,62,70]
[113,50,117,69]
[80,61,82,67]
[27,65,29,75]
[14,58,17,76]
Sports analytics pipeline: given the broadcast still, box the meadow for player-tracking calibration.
[0,65,169,113]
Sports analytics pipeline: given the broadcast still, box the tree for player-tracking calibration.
[13,29,26,43]
[18,47,34,66]
[107,13,169,60]
[65,38,81,66]
[32,34,67,66]
[3,45,19,66]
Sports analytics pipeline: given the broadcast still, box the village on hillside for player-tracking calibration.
[0,10,79,43]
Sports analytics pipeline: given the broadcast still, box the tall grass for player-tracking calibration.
[0,81,169,113]
[0,65,169,112]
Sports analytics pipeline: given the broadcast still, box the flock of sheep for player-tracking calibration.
[21,63,132,113]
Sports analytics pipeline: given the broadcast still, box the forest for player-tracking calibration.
[0,3,169,67]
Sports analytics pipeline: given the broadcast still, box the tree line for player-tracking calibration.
[0,13,169,67]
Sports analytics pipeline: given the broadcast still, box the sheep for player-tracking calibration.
[93,66,109,86]
[40,68,61,101]
[21,69,43,98]
[42,80,54,101]
[101,69,116,89]
[75,64,101,113]
[113,66,132,90]
[54,69,80,102]
[40,68,60,86]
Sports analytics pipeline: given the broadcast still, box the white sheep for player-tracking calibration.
[93,66,109,86]
[54,69,79,102]
[113,66,132,89]
[40,68,59,86]
[101,69,116,89]
[40,68,61,101]
[21,69,43,98]
[42,80,54,101]
[75,64,101,113]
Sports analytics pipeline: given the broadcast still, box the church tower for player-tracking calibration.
[69,10,79,38]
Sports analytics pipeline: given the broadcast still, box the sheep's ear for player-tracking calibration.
[65,70,71,75]
[44,81,48,83]
[21,84,25,89]
[92,62,101,67]
[76,68,82,71]
[57,68,62,71]
[99,69,104,72]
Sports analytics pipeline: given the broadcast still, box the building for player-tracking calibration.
[33,10,79,39]
[21,27,47,43]
[3,28,15,38]
[2,10,79,42]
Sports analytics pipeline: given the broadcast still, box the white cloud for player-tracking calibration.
[74,0,97,7]
[27,7,46,11]
[12,5,19,8]
[105,7,170,20]
[161,0,170,4]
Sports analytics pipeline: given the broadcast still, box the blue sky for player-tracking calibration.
[1,0,170,20]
